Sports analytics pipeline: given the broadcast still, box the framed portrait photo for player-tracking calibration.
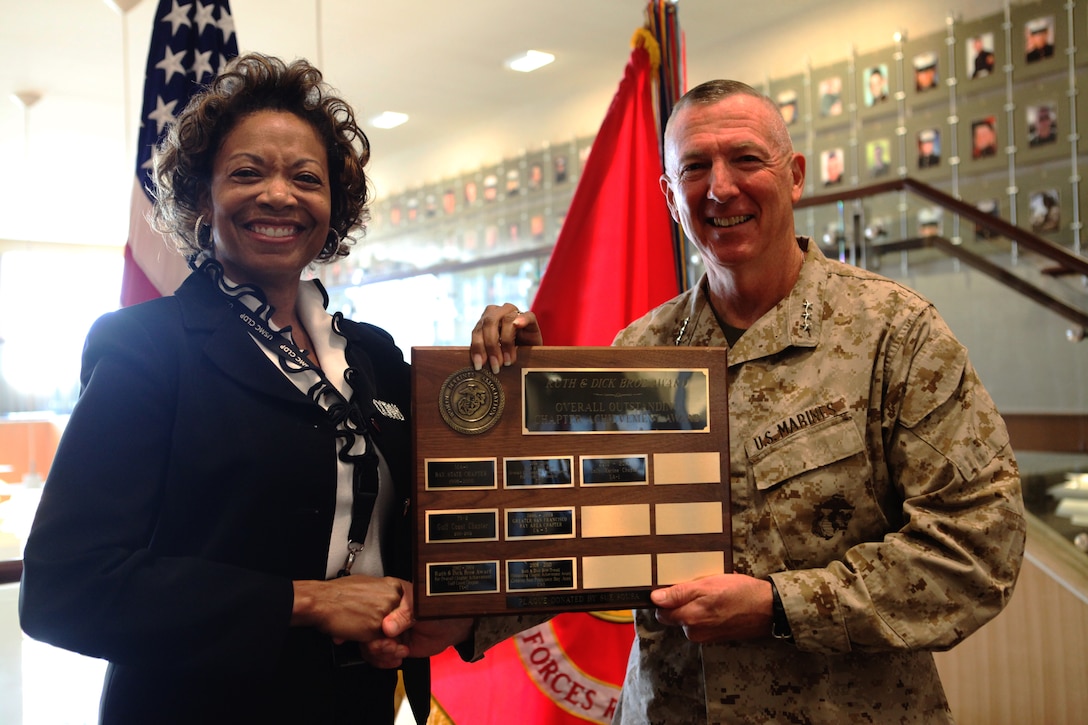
[916,127,942,171]
[1012,0,1065,79]
[957,13,1004,92]
[818,74,844,119]
[1027,102,1058,147]
[970,115,999,160]
[857,48,896,121]
[770,72,808,142]
[904,30,946,107]
[913,51,940,94]
[1018,75,1066,163]
[1028,188,1061,234]
[776,88,801,127]
[820,147,846,187]
[813,61,850,131]
[966,31,997,81]
[1020,165,1074,244]
[973,197,1002,240]
[863,64,890,107]
[864,138,893,179]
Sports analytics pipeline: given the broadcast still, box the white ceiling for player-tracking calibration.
[0,0,995,247]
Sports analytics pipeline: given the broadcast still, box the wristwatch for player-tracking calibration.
[769,579,794,641]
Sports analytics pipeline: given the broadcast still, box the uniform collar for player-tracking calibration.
[682,237,826,364]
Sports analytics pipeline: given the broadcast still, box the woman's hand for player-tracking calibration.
[291,575,411,643]
[470,303,543,373]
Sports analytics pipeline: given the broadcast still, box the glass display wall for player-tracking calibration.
[313,137,591,351]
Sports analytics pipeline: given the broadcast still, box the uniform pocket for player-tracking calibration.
[745,414,886,567]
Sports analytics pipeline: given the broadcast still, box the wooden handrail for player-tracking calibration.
[796,176,1088,278]
[0,558,22,585]
[866,235,1088,331]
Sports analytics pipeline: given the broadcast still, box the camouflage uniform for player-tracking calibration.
[471,238,1025,724]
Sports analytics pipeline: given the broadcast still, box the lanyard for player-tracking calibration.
[223,283,382,577]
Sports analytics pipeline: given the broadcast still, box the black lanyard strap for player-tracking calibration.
[197,258,382,570]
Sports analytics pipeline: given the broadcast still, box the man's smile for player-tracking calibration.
[709,214,754,228]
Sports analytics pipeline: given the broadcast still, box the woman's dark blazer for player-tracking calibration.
[19,269,423,724]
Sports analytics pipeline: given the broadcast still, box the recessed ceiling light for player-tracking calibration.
[505,50,555,73]
[370,111,409,129]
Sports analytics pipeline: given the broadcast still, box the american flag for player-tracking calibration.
[120,0,239,307]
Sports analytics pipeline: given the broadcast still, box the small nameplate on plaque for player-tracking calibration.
[427,561,499,596]
[581,455,648,485]
[426,510,499,543]
[506,508,575,539]
[507,558,577,591]
[425,458,497,490]
[504,457,574,488]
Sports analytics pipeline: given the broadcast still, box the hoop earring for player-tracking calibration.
[194,214,212,249]
[323,229,340,256]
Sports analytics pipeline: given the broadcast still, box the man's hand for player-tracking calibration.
[364,615,475,669]
[470,303,542,373]
[651,573,774,643]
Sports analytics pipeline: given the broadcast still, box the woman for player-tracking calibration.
[20,53,471,724]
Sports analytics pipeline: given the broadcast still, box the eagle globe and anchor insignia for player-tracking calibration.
[438,367,505,434]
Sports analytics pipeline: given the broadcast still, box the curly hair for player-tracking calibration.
[150,53,370,262]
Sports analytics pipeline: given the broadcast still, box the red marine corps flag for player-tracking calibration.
[529,25,680,346]
[120,0,239,306]
[427,4,684,722]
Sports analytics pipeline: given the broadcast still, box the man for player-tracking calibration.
[914,52,939,92]
[1026,18,1054,63]
[776,89,798,126]
[822,148,843,186]
[919,207,942,237]
[1030,104,1057,146]
[971,35,995,78]
[402,80,1026,724]
[918,128,940,168]
[867,66,888,105]
[972,118,998,158]
[868,139,890,177]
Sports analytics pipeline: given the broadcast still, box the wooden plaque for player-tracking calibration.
[411,346,731,618]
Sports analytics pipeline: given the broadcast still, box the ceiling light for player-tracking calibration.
[102,0,141,14]
[369,111,409,129]
[10,91,41,109]
[506,50,555,73]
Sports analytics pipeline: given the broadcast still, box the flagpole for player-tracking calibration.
[315,0,325,69]
[645,0,688,292]
[105,0,141,194]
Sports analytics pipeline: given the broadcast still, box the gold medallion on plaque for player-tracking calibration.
[438,367,505,434]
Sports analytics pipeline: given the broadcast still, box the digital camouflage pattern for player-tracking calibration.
[470,238,1025,724]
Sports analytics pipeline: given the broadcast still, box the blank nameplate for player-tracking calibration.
[657,551,726,585]
[581,504,651,538]
[653,452,722,484]
[656,502,724,535]
[582,554,653,589]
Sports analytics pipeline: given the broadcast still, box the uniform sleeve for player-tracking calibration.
[19,309,294,671]
[457,613,552,662]
[773,308,1026,655]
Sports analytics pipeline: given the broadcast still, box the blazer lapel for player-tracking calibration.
[175,272,314,407]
